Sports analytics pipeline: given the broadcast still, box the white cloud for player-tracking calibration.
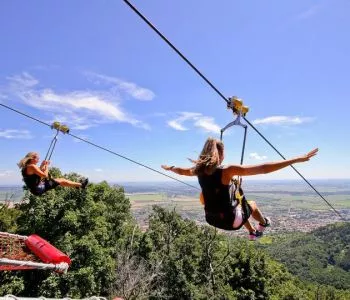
[94,168,103,172]
[0,170,13,177]
[249,152,267,161]
[252,116,314,126]
[5,72,151,130]
[168,112,220,133]
[85,71,155,101]
[25,90,126,119]
[194,116,221,133]
[0,129,33,139]
[6,72,39,88]
[168,120,188,131]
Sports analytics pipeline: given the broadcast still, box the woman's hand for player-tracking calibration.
[40,160,50,167]
[161,165,195,176]
[161,165,174,171]
[296,148,319,163]
[40,160,50,172]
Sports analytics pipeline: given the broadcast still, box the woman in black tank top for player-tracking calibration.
[162,137,318,240]
[18,152,89,196]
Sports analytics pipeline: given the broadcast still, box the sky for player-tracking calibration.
[0,0,349,185]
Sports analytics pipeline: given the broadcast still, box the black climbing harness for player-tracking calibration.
[220,96,250,216]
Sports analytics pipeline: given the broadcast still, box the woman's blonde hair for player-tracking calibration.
[191,137,224,176]
[17,152,38,169]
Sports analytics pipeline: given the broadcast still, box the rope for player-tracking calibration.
[0,296,107,300]
[0,231,28,240]
[0,103,199,191]
[122,0,344,220]
[0,258,69,272]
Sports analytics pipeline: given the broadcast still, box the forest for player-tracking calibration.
[1,168,349,300]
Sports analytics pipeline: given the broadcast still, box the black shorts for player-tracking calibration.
[205,201,252,231]
[31,178,59,196]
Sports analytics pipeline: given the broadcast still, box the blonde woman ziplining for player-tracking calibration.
[18,152,88,196]
[162,137,318,240]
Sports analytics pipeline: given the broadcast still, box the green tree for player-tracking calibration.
[262,223,350,290]
[1,168,134,298]
[0,204,21,232]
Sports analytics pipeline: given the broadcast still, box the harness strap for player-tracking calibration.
[232,178,250,221]
[44,129,59,161]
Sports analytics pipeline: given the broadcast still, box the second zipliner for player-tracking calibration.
[18,122,88,196]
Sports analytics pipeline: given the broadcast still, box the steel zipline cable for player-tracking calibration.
[122,0,344,220]
[0,103,199,191]
[243,118,344,220]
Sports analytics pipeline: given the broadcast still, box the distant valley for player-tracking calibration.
[1,179,349,235]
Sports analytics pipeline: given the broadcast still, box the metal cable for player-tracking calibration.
[244,117,344,219]
[122,0,344,219]
[122,0,229,105]
[0,103,200,190]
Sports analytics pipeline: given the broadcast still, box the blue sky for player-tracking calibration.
[0,0,349,185]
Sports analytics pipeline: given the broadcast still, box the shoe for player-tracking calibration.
[257,217,271,232]
[248,230,263,241]
[81,178,89,189]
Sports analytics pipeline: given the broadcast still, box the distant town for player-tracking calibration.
[1,179,349,236]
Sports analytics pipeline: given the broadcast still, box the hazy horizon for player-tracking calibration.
[1,178,350,188]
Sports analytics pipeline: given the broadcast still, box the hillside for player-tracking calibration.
[1,173,350,299]
[261,222,350,290]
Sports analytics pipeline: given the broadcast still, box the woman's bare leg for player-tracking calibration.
[248,201,266,225]
[243,219,255,232]
[54,178,81,188]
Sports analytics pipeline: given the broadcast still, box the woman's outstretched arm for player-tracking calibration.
[225,148,318,177]
[161,165,195,176]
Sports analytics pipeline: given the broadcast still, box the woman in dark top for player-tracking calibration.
[162,137,318,240]
[18,152,88,196]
